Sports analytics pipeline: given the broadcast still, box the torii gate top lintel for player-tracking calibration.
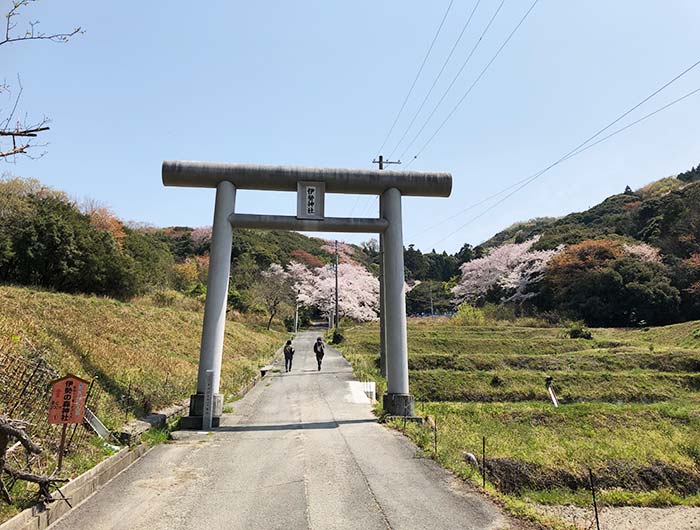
[162,160,452,197]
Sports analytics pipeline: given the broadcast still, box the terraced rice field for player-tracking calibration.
[338,318,700,523]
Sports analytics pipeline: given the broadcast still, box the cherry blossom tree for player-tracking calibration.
[451,236,562,305]
[499,246,563,303]
[286,261,379,322]
[253,263,293,329]
[190,226,212,253]
[321,240,357,264]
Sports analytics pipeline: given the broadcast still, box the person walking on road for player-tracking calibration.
[283,339,295,372]
[313,336,325,371]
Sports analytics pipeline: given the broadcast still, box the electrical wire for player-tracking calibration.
[404,0,540,165]
[387,0,484,159]
[375,0,455,157]
[358,2,454,219]
[409,56,700,241]
[425,83,700,249]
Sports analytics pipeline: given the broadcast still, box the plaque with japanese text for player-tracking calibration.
[296,181,325,220]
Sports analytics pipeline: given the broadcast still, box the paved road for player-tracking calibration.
[49,331,516,530]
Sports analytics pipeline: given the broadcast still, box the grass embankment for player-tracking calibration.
[338,318,700,512]
[0,284,284,521]
[0,285,284,426]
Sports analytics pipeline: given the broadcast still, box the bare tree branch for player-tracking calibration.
[0,126,50,137]
[1,0,81,47]
[0,144,29,158]
[0,416,41,454]
[0,414,69,504]
[1,0,81,160]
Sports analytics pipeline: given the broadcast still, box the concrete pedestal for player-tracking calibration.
[179,393,224,430]
[383,393,415,417]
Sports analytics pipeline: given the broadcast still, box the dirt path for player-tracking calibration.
[538,504,700,530]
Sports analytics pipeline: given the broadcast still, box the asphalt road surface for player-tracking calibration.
[48,331,517,530]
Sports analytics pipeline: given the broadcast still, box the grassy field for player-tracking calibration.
[0,285,284,521]
[338,317,700,516]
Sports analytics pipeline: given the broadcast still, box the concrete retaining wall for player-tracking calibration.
[117,399,189,444]
[0,400,189,530]
[0,444,149,530]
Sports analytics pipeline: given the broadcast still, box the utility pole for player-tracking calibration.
[334,239,339,329]
[372,154,401,170]
[372,155,400,376]
[294,290,299,334]
[429,282,434,316]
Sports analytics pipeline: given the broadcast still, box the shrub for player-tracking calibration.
[283,315,295,332]
[151,289,179,307]
[331,328,345,344]
[567,322,592,340]
[481,303,517,322]
[454,304,486,326]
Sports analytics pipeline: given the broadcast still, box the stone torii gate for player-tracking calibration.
[162,161,452,428]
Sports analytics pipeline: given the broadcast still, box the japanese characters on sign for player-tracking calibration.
[297,181,325,220]
[306,186,317,215]
[48,374,89,425]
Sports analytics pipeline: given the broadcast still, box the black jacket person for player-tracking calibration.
[313,337,325,371]
[283,340,295,372]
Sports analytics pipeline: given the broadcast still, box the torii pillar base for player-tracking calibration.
[383,393,415,417]
[179,393,224,429]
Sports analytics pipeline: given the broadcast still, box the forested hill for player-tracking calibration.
[158,225,364,270]
[0,176,369,301]
[480,176,700,260]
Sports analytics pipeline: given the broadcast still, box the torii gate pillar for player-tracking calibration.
[183,180,236,428]
[381,188,412,415]
[163,161,451,428]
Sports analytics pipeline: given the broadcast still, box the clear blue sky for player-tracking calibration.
[5,0,700,252]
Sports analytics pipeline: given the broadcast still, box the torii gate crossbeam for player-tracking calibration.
[162,160,452,428]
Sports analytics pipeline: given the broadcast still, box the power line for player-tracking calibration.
[409,56,700,242]
[397,0,509,161]
[404,0,540,165]
[387,0,483,159]
[426,82,700,249]
[375,0,455,156]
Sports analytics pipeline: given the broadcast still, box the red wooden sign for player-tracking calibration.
[48,374,90,425]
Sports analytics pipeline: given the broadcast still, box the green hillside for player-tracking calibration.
[481,178,700,259]
[0,176,369,304]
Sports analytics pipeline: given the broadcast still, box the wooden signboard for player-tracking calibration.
[48,374,90,470]
[49,374,90,424]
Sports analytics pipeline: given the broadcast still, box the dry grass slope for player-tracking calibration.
[0,285,284,429]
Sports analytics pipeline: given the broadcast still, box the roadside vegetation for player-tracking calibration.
[0,284,283,522]
[0,284,284,426]
[338,313,700,517]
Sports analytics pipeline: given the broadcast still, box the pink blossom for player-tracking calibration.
[451,236,561,304]
[623,243,661,263]
[287,261,379,321]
